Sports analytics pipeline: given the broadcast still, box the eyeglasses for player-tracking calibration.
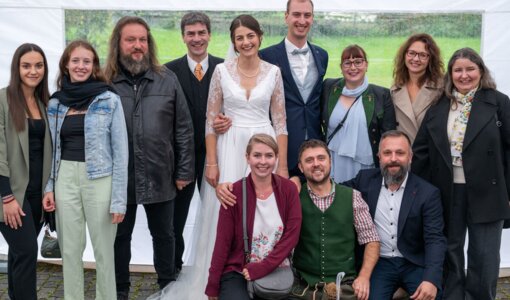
[342,58,365,68]
[406,50,429,61]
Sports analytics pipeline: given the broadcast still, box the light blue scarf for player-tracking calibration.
[342,76,369,98]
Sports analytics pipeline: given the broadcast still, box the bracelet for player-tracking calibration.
[205,163,218,167]
[2,194,14,201]
[2,197,15,204]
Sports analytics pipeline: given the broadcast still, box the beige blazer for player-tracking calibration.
[390,81,443,143]
[0,88,52,222]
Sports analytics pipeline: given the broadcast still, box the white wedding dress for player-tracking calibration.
[150,57,287,300]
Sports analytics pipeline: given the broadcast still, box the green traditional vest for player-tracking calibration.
[293,183,356,285]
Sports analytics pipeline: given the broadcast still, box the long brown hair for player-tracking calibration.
[104,16,160,82]
[393,33,444,88]
[6,43,49,132]
[56,40,106,89]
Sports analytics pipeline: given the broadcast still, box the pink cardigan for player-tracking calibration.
[205,173,302,297]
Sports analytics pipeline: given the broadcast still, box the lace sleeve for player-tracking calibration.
[205,65,223,136]
[270,67,288,136]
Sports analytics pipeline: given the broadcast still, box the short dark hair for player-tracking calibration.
[180,12,211,35]
[379,130,412,151]
[229,15,264,52]
[298,139,330,162]
[286,0,314,13]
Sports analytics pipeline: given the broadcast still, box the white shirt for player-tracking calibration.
[187,54,209,75]
[250,193,289,266]
[285,38,310,85]
[374,173,409,258]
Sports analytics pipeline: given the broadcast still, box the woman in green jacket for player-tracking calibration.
[321,44,396,183]
[0,43,52,299]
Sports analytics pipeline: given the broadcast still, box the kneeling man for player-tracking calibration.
[290,139,380,300]
[343,130,446,300]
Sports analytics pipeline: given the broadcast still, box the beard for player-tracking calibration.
[304,166,331,186]
[381,161,410,186]
[119,52,150,76]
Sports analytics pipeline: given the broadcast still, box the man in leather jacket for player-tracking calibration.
[104,16,194,299]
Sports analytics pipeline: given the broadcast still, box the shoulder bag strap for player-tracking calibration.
[327,94,362,145]
[242,177,250,263]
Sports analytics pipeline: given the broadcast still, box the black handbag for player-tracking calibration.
[40,106,61,259]
[242,178,293,299]
[40,227,61,258]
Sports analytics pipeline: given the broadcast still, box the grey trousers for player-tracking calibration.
[443,184,503,300]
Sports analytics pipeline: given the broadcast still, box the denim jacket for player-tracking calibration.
[44,91,129,214]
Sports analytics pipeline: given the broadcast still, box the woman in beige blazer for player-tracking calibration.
[0,43,52,299]
[391,33,444,143]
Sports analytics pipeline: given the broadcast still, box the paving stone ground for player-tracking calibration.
[0,262,508,299]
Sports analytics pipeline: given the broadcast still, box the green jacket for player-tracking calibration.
[320,78,396,166]
[0,88,52,222]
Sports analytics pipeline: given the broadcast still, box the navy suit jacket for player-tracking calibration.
[259,40,328,172]
[343,169,446,288]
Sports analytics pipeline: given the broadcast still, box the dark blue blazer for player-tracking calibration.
[259,40,328,172]
[343,169,446,288]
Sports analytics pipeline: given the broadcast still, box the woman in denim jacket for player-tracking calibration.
[42,40,128,300]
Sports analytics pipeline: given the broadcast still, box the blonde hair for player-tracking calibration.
[246,134,279,156]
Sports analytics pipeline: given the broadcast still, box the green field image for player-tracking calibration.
[66,10,481,88]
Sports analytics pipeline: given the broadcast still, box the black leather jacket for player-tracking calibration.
[112,66,194,205]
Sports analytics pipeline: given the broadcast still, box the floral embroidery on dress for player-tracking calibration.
[250,225,289,267]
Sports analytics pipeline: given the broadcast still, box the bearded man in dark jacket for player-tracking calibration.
[104,16,194,299]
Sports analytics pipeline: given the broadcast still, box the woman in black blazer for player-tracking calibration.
[412,48,510,300]
[321,44,396,183]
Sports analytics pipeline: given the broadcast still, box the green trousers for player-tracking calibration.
[55,160,117,300]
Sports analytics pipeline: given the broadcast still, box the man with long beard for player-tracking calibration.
[104,16,194,299]
[343,130,446,300]
[290,139,380,300]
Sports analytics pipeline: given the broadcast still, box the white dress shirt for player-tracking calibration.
[374,173,409,258]
[187,54,209,75]
[284,38,310,85]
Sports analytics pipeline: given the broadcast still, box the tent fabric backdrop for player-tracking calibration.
[0,0,509,268]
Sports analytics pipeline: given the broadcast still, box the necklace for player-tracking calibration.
[256,188,273,199]
[237,62,260,78]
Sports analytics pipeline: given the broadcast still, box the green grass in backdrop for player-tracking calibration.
[152,28,480,87]
[84,27,480,88]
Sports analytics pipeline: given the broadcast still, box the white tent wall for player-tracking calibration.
[0,0,509,268]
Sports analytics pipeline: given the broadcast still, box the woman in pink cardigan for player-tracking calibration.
[206,133,302,300]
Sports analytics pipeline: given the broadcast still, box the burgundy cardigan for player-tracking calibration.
[205,173,302,297]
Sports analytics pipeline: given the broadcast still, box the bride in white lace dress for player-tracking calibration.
[150,15,288,300]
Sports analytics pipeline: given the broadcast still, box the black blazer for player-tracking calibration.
[321,78,396,166]
[343,169,446,288]
[165,54,224,153]
[259,40,328,172]
[412,89,510,225]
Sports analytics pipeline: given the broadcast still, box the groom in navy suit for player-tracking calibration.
[165,12,223,274]
[259,0,328,177]
[343,130,446,300]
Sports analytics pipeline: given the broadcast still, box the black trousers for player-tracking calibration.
[114,200,175,293]
[443,184,503,300]
[0,195,43,300]
[173,149,205,270]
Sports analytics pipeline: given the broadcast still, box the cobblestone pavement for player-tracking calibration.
[0,263,509,299]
